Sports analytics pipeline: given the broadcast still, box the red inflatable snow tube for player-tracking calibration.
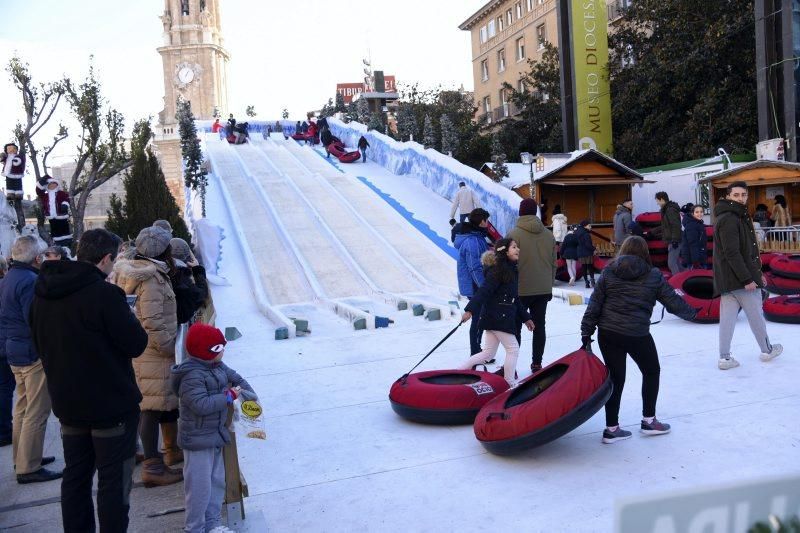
[473,349,612,455]
[764,272,800,295]
[555,258,583,282]
[760,252,780,272]
[389,370,510,425]
[668,270,719,323]
[647,240,668,254]
[635,212,661,226]
[763,295,800,324]
[328,141,361,163]
[769,254,800,280]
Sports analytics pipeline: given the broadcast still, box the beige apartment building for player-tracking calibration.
[459,0,631,125]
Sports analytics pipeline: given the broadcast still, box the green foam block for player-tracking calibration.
[412,304,425,316]
[274,327,289,340]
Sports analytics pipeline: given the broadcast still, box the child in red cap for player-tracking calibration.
[171,323,257,533]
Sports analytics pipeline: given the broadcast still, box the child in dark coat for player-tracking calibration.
[459,238,534,386]
[171,324,257,533]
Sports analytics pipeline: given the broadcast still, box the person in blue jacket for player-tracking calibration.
[680,204,708,269]
[0,235,60,483]
[454,208,491,355]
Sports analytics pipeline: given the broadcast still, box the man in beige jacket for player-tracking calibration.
[450,182,481,223]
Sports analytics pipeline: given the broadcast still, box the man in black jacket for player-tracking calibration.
[30,229,148,533]
[655,191,684,275]
[713,181,782,370]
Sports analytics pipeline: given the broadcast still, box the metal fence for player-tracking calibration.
[759,225,800,252]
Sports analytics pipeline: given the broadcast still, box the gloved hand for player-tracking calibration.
[239,389,258,402]
[449,218,457,226]
[225,388,238,404]
[671,241,680,250]
[581,335,593,352]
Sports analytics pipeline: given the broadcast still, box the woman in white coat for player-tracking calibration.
[551,204,568,245]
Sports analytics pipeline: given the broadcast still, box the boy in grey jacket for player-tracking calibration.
[171,323,256,533]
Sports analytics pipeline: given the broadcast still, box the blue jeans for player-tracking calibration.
[0,357,13,441]
[360,147,367,162]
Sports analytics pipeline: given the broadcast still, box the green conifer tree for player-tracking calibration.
[106,120,191,243]
[176,98,208,216]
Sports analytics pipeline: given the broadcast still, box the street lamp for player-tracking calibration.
[520,151,534,198]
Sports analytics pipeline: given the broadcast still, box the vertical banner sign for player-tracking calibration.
[570,0,613,155]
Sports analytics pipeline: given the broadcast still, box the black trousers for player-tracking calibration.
[467,297,484,355]
[597,329,661,427]
[518,294,552,366]
[61,411,139,533]
[49,218,72,246]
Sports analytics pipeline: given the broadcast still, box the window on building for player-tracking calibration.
[506,9,513,25]
[527,0,533,10]
[483,96,492,123]
[480,25,488,43]
[518,79,526,93]
[481,60,489,81]
[516,37,525,61]
[516,2,523,18]
[488,19,496,38]
[497,15,503,32]
[497,49,506,72]
[499,89,509,117]
[536,24,547,49]
[181,0,189,15]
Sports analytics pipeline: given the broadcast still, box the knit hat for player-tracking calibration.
[152,219,173,235]
[185,323,227,361]
[169,238,192,263]
[519,198,538,217]
[135,226,171,258]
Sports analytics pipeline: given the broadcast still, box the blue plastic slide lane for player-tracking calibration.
[311,146,457,260]
[355,176,458,261]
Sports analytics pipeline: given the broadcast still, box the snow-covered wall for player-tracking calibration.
[326,118,523,236]
[196,119,300,136]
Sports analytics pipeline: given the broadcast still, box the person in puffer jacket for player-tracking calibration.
[680,205,708,269]
[171,323,256,533]
[580,236,696,444]
[459,239,534,387]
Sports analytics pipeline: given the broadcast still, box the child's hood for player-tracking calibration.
[170,357,217,395]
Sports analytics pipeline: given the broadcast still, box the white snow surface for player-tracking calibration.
[193,134,799,531]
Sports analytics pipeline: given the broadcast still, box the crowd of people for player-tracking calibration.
[450,180,782,443]
[0,220,257,532]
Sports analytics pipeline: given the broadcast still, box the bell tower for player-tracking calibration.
[153,0,230,208]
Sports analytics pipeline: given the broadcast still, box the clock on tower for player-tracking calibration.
[154,0,230,209]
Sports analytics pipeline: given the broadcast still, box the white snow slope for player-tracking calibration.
[203,136,798,532]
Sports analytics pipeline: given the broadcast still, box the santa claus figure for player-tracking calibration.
[36,175,72,248]
[1,143,25,200]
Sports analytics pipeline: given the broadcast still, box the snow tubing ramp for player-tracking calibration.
[668,269,720,323]
[389,370,510,425]
[473,349,612,455]
[763,295,800,324]
[769,254,800,280]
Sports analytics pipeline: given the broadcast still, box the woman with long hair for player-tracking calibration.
[459,238,534,387]
[113,227,182,486]
[580,236,697,443]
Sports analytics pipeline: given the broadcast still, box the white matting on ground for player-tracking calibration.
[209,146,798,531]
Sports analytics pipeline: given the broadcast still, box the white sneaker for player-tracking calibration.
[718,356,740,370]
[760,344,783,362]
[209,527,236,533]
[568,278,575,286]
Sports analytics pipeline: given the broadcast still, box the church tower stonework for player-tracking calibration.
[153,0,230,209]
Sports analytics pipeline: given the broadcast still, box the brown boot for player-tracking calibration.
[160,422,184,466]
[140,458,183,488]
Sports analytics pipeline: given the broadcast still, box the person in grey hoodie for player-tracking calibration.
[171,323,256,533]
[612,199,633,250]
